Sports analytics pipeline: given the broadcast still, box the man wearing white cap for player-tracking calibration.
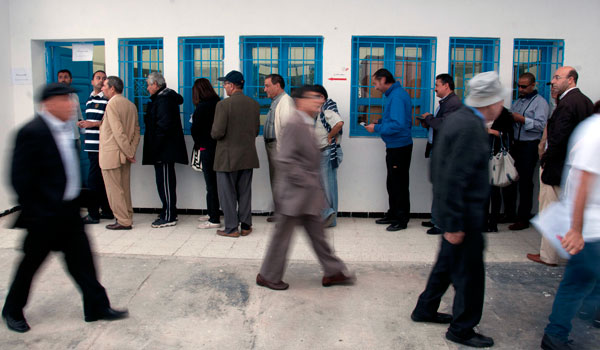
[411,72,505,348]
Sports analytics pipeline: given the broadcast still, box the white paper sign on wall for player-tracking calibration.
[12,68,32,85]
[72,43,94,61]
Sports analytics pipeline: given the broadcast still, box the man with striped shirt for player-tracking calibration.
[77,70,114,224]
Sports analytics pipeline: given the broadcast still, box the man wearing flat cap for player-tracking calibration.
[2,83,128,333]
[411,72,504,348]
[211,71,260,237]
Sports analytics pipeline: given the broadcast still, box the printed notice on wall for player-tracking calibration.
[12,68,32,85]
[72,43,94,61]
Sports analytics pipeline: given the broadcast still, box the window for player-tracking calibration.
[350,36,437,138]
[449,38,500,101]
[513,39,564,101]
[240,36,323,133]
[178,37,224,134]
[118,38,163,133]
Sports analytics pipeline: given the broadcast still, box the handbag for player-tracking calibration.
[190,148,202,172]
[489,133,518,187]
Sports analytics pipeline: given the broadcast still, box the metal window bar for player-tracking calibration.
[449,38,500,101]
[512,39,564,102]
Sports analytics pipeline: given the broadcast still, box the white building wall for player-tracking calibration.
[2,0,599,213]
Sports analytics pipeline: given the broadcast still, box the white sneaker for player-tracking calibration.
[197,221,221,229]
[197,215,210,222]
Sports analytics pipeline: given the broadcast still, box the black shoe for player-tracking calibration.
[421,221,435,228]
[411,311,452,324]
[85,307,129,322]
[486,224,498,233]
[497,214,516,224]
[2,310,30,333]
[375,217,394,225]
[541,333,573,350]
[82,215,100,224]
[446,331,494,348]
[386,222,407,231]
[426,227,443,235]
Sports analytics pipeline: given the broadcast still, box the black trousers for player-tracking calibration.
[503,139,540,222]
[413,232,485,338]
[86,152,113,219]
[3,202,110,318]
[200,149,220,223]
[386,144,412,224]
[486,186,503,226]
[154,162,178,222]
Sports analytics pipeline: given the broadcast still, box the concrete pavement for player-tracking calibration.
[0,214,598,349]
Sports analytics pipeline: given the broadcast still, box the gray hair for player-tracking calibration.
[106,76,124,94]
[147,72,166,88]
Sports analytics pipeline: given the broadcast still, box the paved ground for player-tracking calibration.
[0,213,598,349]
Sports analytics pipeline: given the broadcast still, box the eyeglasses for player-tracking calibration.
[552,75,567,80]
[517,84,531,89]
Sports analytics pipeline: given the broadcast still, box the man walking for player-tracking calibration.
[365,68,413,231]
[2,83,128,333]
[211,71,260,237]
[143,72,188,228]
[257,85,354,290]
[100,76,141,230]
[411,72,505,348]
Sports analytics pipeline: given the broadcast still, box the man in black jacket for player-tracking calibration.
[411,72,505,348]
[143,72,188,228]
[419,74,462,234]
[527,66,594,267]
[2,83,127,333]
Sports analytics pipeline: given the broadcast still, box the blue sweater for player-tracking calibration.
[374,81,413,148]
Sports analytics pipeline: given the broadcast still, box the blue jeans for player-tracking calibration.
[545,241,600,341]
[320,146,342,226]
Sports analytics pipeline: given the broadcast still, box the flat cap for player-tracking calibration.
[38,83,77,102]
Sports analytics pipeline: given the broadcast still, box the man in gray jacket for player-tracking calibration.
[211,71,260,237]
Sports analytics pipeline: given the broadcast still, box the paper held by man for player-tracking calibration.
[530,201,572,260]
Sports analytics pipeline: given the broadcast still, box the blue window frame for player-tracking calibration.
[449,38,500,101]
[350,36,437,138]
[513,39,564,101]
[240,36,323,133]
[178,37,224,134]
[118,38,163,134]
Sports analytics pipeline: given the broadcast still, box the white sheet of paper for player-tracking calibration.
[530,201,571,259]
[12,68,32,85]
[72,43,94,61]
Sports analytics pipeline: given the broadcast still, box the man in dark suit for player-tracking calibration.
[411,72,505,348]
[256,85,354,291]
[527,66,594,267]
[1,83,128,333]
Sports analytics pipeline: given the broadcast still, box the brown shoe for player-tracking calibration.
[509,221,530,230]
[241,228,253,236]
[322,272,356,287]
[256,274,289,290]
[266,216,276,223]
[527,253,558,267]
[216,230,240,238]
[106,221,132,230]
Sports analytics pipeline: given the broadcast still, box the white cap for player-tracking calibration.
[465,71,506,107]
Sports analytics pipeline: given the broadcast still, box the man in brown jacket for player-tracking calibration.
[256,85,354,290]
[99,76,141,230]
[211,71,260,237]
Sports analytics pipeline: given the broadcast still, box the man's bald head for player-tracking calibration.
[551,66,578,97]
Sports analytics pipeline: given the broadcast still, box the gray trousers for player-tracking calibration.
[265,140,278,211]
[216,169,253,234]
[259,214,347,282]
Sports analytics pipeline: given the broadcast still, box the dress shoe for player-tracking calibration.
[375,216,393,225]
[541,333,573,350]
[486,223,498,233]
[509,221,530,230]
[241,228,253,236]
[84,307,129,322]
[106,221,132,230]
[256,274,289,290]
[322,272,356,287]
[497,214,516,224]
[426,227,443,235]
[527,253,558,267]
[2,311,30,333]
[266,216,276,223]
[410,311,452,324]
[386,222,407,231]
[82,215,100,224]
[217,230,240,238]
[421,220,435,228]
[445,330,494,348]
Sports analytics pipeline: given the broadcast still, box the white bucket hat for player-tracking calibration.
[465,71,506,107]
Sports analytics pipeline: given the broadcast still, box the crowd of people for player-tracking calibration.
[1,66,598,349]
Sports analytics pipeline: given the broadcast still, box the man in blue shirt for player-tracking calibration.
[365,68,413,231]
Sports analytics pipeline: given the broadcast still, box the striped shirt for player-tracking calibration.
[84,91,108,152]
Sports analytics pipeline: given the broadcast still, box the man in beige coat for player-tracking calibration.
[99,76,141,230]
[211,71,260,237]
